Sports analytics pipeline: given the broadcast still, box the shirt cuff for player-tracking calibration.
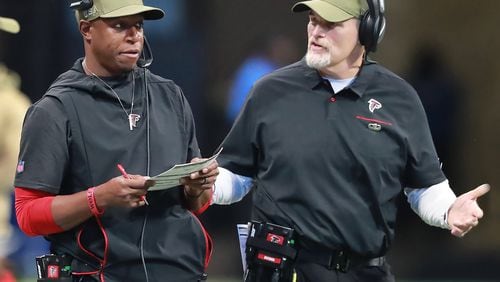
[405,179,457,229]
[212,167,252,205]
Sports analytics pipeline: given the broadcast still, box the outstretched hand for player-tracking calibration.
[447,184,490,237]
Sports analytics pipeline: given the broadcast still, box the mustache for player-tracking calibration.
[309,38,331,49]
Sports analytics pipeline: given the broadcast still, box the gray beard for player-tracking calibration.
[305,51,331,70]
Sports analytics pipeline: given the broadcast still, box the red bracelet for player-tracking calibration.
[87,187,104,217]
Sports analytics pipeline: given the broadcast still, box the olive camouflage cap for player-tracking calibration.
[75,0,164,21]
[292,0,368,22]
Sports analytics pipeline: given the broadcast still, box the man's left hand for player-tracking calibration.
[180,158,219,198]
[447,183,490,237]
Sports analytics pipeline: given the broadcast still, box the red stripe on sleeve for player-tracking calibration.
[15,187,64,236]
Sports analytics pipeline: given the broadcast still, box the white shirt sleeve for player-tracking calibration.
[404,179,457,229]
[213,168,457,229]
[212,167,253,205]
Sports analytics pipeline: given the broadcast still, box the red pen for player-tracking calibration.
[117,164,149,205]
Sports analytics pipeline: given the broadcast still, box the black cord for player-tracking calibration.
[145,68,151,178]
[140,210,149,282]
[139,67,151,282]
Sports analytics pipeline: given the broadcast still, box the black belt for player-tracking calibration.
[297,248,385,273]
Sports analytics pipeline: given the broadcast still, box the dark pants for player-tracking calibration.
[72,275,98,282]
[294,261,395,282]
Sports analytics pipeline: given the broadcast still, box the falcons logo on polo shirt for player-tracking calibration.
[368,99,382,113]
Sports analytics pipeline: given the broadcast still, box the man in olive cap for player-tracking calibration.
[14,1,217,281]
[213,0,489,281]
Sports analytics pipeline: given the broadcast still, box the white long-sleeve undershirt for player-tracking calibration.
[404,179,457,229]
[213,167,457,229]
[212,167,253,205]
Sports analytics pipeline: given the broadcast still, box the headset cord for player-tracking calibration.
[74,216,109,282]
[139,66,151,282]
[363,50,369,63]
[140,210,149,282]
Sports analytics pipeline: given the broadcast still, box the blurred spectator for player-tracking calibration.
[406,45,460,170]
[226,34,299,123]
[0,16,31,282]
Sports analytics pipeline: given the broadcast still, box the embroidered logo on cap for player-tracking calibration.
[368,99,382,113]
[17,160,24,173]
[83,6,98,19]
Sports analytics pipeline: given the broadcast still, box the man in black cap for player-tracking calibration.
[212,0,489,281]
[13,0,217,281]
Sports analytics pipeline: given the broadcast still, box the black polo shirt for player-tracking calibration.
[218,59,446,257]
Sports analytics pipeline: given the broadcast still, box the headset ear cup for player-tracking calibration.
[359,11,374,52]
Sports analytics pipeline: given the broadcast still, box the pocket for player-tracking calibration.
[353,115,403,160]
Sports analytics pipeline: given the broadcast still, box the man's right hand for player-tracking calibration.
[49,175,155,231]
[94,175,154,209]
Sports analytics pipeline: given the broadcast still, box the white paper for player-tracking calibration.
[237,223,250,274]
[148,148,223,191]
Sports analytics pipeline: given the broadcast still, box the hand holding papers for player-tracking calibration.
[148,148,222,191]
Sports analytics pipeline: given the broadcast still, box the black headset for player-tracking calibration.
[359,0,386,53]
[69,0,153,68]
[69,0,93,10]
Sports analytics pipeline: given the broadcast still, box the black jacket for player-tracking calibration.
[15,59,211,281]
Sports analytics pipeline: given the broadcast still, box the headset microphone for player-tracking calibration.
[137,36,153,68]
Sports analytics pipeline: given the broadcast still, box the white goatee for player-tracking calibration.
[305,49,331,70]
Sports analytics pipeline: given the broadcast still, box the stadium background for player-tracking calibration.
[0,0,498,280]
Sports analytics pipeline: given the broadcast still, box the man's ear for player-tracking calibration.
[79,20,92,41]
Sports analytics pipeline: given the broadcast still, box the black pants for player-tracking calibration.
[72,275,98,282]
[294,261,395,282]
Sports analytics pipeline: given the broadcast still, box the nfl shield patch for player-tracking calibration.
[17,160,24,173]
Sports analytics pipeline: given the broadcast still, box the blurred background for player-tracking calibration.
[0,0,499,281]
